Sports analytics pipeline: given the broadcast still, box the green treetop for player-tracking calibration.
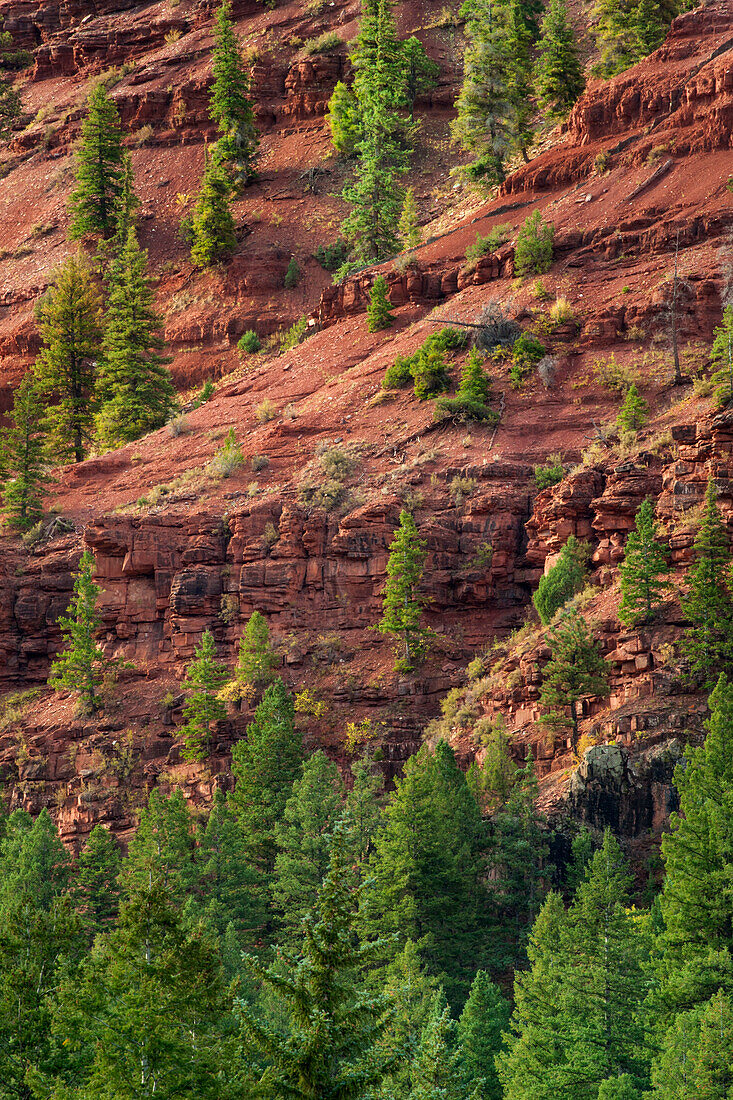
[33,254,103,463]
[209,0,259,189]
[617,382,648,433]
[399,187,421,249]
[373,940,442,1100]
[272,749,343,944]
[618,497,670,626]
[367,275,395,331]
[240,819,393,1099]
[379,509,428,670]
[75,824,122,936]
[533,534,588,625]
[180,629,229,762]
[0,374,50,531]
[235,609,279,696]
[539,608,609,753]
[190,150,237,267]
[399,36,439,118]
[658,672,733,1015]
[0,807,70,912]
[455,969,510,1100]
[95,227,175,449]
[69,81,125,240]
[49,550,106,714]
[534,0,585,119]
[120,787,198,901]
[327,80,362,156]
[681,476,733,686]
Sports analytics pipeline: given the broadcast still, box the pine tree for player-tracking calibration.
[455,969,510,1100]
[362,741,488,1007]
[534,0,585,119]
[95,227,175,449]
[33,254,103,463]
[658,672,733,1016]
[498,833,652,1099]
[76,824,122,935]
[711,303,733,408]
[458,348,492,405]
[633,0,669,58]
[652,990,733,1100]
[49,550,106,714]
[398,186,421,249]
[618,497,670,626]
[53,881,234,1099]
[590,0,640,76]
[367,275,394,332]
[617,382,648,433]
[344,751,383,866]
[539,608,609,753]
[681,476,733,686]
[230,678,303,882]
[399,36,439,119]
[379,509,428,670]
[240,820,393,1099]
[533,534,588,625]
[273,749,343,943]
[235,609,279,695]
[0,807,70,912]
[410,988,459,1100]
[0,374,50,531]
[190,150,237,267]
[180,629,229,762]
[505,0,535,163]
[69,81,125,240]
[452,0,515,185]
[374,940,442,1100]
[120,787,198,901]
[209,0,258,189]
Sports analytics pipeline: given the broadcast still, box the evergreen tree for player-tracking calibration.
[566,825,595,896]
[514,210,554,276]
[180,629,229,762]
[76,824,122,935]
[327,80,362,156]
[499,833,652,1098]
[652,990,733,1100]
[658,672,733,1015]
[0,374,50,531]
[344,751,383,866]
[455,969,510,1100]
[95,227,175,449]
[633,0,669,57]
[505,0,535,163]
[410,988,458,1100]
[711,303,733,408]
[192,787,263,953]
[362,741,488,1006]
[452,0,515,185]
[209,0,258,189]
[273,750,343,944]
[399,36,439,118]
[374,940,442,1100]
[590,0,641,76]
[190,151,237,268]
[367,275,394,332]
[69,81,125,240]
[533,534,588,625]
[53,882,235,1099]
[239,820,393,1099]
[484,754,548,968]
[120,787,198,901]
[458,347,492,406]
[378,509,428,670]
[230,678,303,882]
[398,187,421,249]
[0,808,70,911]
[534,0,585,119]
[681,476,733,686]
[539,608,609,753]
[617,382,648,433]
[235,609,279,695]
[618,497,670,627]
[49,550,106,714]
[33,255,103,463]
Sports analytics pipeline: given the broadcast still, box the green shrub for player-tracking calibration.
[194,379,215,406]
[465,223,512,261]
[238,329,261,354]
[280,315,308,351]
[384,356,413,389]
[434,395,498,423]
[207,428,243,478]
[514,210,554,276]
[534,456,565,490]
[510,332,545,388]
[413,348,450,400]
[382,328,467,392]
[314,239,350,272]
[616,383,648,433]
[284,257,300,289]
[533,535,588,625]
[303,31,344,54]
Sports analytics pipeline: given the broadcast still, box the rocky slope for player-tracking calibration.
[0,0,732,847]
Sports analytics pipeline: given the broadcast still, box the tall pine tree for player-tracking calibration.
[681,476,733,686]
[378,509,428,670]
[180,629,229,762]
[618,497,670,627]
[33,254,103,463]
[69,81,125,240]
[0,374,50,531]
[49,550,106,714]
[539,608,609,754]
[190,150,237,267]
[534,0,585,119]
[95,227,175,449]
[209,0,258,189]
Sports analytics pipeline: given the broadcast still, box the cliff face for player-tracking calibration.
[0,0,732,845]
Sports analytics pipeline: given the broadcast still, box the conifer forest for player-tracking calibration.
[0,0,732,1094]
